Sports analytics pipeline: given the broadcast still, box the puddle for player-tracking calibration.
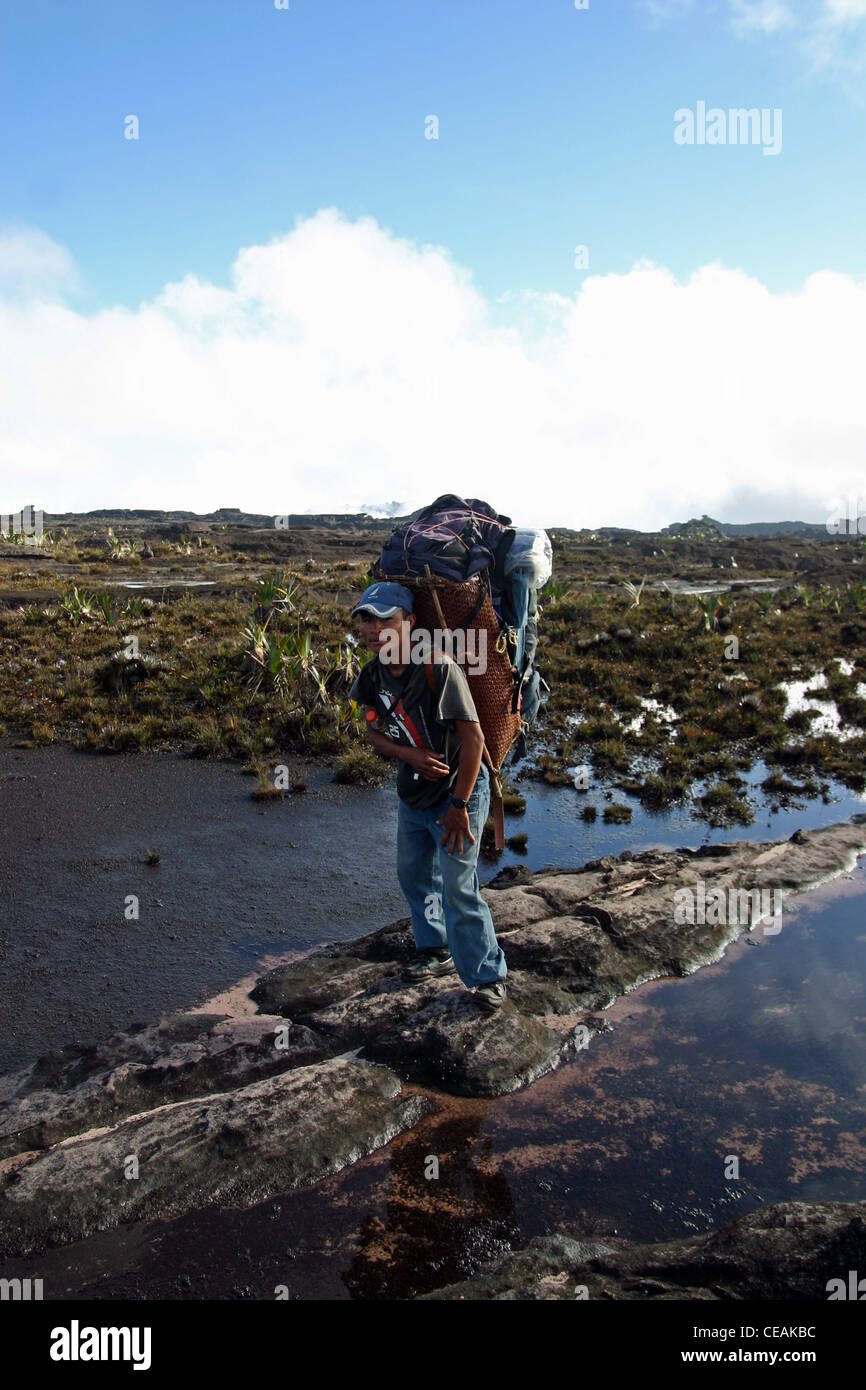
[777,658,866,742]
[7,862,864,1301]
[567,697,679,738]
[103,579,216,589]
[647,578,785,597]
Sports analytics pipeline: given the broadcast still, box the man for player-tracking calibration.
[348,581,507,1011]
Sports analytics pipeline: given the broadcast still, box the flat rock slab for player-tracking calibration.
[361,991,581,1096]
[0,1011,330,1158]
[299,971,458,1047]
[0,1057,428,1258]
[421,1200,866,1300]
[249,919,417,1016]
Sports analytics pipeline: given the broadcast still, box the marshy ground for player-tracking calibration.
[2,513,865,833]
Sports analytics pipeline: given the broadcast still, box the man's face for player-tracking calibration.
[355,607,415,662]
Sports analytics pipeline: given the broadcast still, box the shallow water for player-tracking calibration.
[1,737,865,1298]
[4,862,862,1301]
[491,758,866,877]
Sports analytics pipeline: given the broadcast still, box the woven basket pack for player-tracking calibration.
[377,569,520,842]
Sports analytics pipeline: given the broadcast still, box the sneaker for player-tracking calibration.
[474,980,507,1012]
[401,948,457,983]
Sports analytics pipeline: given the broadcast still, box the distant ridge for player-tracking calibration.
[45,507,397,531]
[35,507,852,538]
[662,514,837,540]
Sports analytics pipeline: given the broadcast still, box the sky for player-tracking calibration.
[1,0,865,530]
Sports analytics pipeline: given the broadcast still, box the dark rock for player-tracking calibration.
[0,1058,428,1258]
[501,916,625,1009]
[250,957,393,1017]
[299,970,456,1048]
[485,865,535,889]
[421,1201,866,1301]
[484,885,553,933]
[421,1233,616,1299]
[0,1012,330,1159]
[361,990,578,1096]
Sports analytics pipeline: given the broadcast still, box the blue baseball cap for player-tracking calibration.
[351,581,414,618]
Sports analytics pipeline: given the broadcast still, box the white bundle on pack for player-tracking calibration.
[504,528,553,587]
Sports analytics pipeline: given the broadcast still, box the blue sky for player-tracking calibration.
[1,0,865,526]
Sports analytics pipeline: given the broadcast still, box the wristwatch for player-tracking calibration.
[450,795,469,810]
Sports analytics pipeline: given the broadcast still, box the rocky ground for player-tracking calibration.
[422,1202,866,1300]
[1,816,865,1292]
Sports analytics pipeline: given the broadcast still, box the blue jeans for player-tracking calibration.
[396,763,507,990]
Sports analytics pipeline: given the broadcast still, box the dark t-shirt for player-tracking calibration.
[349,653,480,810]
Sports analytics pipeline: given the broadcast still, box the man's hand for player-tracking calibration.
[403,746,451,780]
[436,803,475,855]
[365,729,449,779]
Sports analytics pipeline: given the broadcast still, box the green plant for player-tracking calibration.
[541,576,566,602]
[60,585,97,623]
[252,571,299,619]
[695,593,731,632]
[94,591,118,624]
[622,575,647,608]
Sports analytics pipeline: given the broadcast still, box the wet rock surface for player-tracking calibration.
[0,1011,331,1158]
[257,816,866,1078]
[362,990,578,1096]
[0,1057,428,1258]
[1,817,864,1266]
[421,1201,866,1300]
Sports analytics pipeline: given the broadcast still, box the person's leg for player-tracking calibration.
[396,795,448,951]
[436,765,507,988]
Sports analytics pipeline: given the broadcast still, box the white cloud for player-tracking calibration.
[724,0,866,77]
[640,0,694,24]
[646,1,866,79]
[2,210,865,531]
[0,226,81,299]
[729,0,797,35]
[823,0,866,24]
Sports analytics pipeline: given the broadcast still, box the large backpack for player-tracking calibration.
[374,495,551,848]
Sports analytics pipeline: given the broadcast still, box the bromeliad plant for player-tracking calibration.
[623,575,647,609]
[59,585,141,626]
[241,591,362,734]
[846,582,866,612]
[106,528,139,560]
[252,571,299,621]
[695,593,732,632]
[60,585,98,624]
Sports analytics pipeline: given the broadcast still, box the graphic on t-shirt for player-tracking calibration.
[377,690,427,748]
